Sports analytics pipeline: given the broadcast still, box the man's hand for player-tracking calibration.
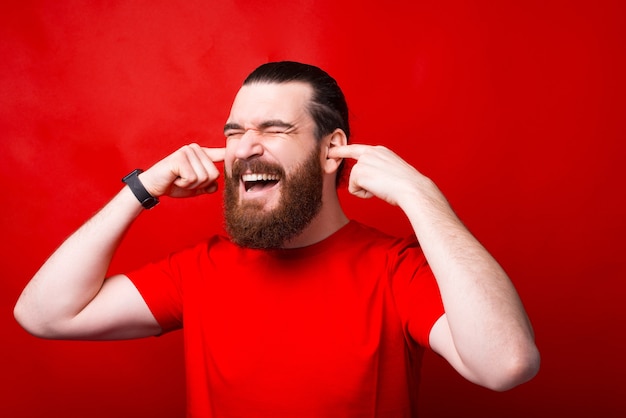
[138,143,226,198]
[328,144,428,207]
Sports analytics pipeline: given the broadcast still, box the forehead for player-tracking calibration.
[227,82,313,124]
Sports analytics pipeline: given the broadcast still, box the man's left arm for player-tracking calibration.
[328,144,540,391]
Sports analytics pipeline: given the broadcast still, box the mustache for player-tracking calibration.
[230,159,286,179]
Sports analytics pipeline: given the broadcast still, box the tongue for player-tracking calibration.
[247,180,277,192]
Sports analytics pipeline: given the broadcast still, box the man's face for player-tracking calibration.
[223,82,324,248]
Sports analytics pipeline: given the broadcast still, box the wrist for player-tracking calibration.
[399,177,454,221]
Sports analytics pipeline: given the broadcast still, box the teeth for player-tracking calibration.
[242,173,280,182]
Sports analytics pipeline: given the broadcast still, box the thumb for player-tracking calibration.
[195,182,219,195]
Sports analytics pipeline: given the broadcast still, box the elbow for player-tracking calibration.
[13,301,41,338]
[13,301,60,340]
[485,343,541,392]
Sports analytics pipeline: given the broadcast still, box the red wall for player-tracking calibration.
[2,1,624,417]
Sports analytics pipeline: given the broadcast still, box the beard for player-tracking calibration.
[223,147,324,249]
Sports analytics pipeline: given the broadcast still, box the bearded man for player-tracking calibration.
[15,61,539,417]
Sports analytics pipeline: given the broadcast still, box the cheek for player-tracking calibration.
[275,142,320,169]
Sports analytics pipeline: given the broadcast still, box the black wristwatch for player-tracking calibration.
[122,169,159,209]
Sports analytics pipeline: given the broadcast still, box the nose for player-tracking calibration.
[233,129,264,160]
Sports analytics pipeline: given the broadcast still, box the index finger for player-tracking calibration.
[327,144,370,160]
[202,147,226,162]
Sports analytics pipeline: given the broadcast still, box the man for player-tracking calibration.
[15,61,540,417]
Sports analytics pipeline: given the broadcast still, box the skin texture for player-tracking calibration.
[14,81,539,392]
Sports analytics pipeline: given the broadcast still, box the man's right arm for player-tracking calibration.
[14,144,225,340]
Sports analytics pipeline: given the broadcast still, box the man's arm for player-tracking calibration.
[328,144,540,391]
[14,144,225,340]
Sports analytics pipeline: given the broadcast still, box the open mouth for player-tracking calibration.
[242,173,281,192]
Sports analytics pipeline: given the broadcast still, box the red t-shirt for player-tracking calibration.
[127,220,444,417]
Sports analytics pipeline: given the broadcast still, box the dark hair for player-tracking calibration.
[243,61,350,184]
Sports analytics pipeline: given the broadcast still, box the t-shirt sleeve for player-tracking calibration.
[125,251,187,333]
[388,236,445,349]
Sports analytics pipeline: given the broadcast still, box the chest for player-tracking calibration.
[181,258,413,412]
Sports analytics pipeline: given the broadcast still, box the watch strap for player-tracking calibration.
[122,169,159,209]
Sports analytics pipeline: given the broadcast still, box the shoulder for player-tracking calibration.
[325,221,424,271]
[345,221,420,251]
[136,234,238,271]
[174,234,236,257]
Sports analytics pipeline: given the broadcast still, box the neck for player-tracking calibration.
[282,187,348,249]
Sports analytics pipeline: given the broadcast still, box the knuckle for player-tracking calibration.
[181,173,198,185]
[197,172,209,184]
[209,166,221,179]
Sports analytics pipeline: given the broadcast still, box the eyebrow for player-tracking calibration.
[258,120,295,130]
[223,122,242,133]
[223,120,295,133]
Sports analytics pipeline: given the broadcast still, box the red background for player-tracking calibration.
[1,1,624,417]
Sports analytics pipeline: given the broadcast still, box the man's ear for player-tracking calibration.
[322,129,347,174]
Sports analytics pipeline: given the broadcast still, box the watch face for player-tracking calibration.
[122,169,143,183]
[123,169,158,209]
